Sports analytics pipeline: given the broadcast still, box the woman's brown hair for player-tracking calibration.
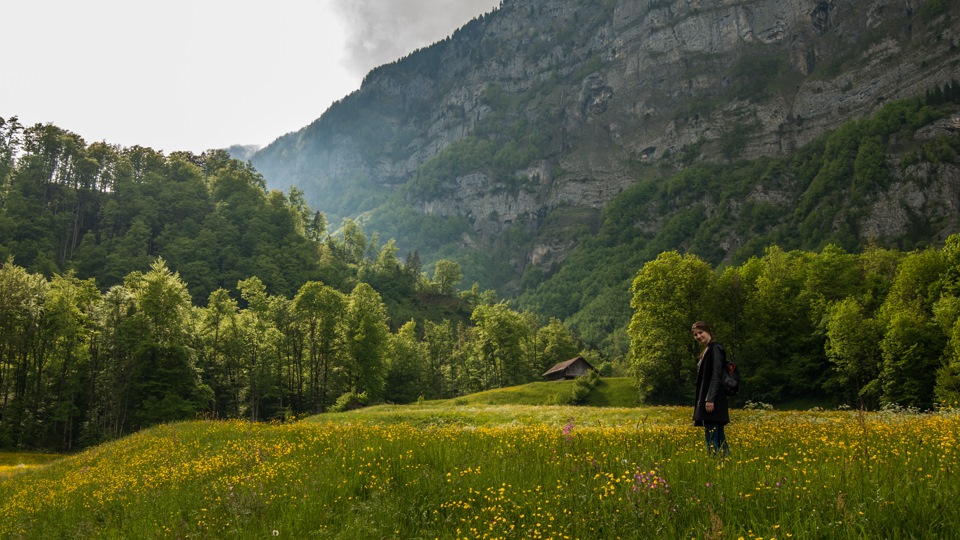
[691,321,713,335]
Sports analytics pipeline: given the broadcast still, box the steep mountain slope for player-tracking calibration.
[250,0,960,342]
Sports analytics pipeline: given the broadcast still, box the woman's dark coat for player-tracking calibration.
[693,341,729,425]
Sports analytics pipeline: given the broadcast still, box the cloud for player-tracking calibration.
[331,0,500,77]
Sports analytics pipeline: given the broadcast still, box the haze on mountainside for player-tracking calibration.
[225,0,502,156]
[332,0,504,78]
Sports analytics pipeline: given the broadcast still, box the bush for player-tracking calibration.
[330,391,370,412]
[743,400,774,410]
[566,371,601,405]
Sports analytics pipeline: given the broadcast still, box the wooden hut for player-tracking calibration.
[542,356,598,381]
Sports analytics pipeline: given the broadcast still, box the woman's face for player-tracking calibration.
[692,328,712,345]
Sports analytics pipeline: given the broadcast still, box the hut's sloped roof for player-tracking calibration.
[542,356,589,377]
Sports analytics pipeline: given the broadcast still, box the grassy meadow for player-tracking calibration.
[1,382,958,539]
[0,453,61,478]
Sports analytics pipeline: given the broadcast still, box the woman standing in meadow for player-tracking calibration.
[691,321,730,456]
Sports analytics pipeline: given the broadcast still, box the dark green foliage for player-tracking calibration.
[718,120,757,161]
[731,52,786,100]
[404,137,495,198]
[403,130,541,202]
[918,0,949,21]
[558,370,600,405]
[628,251,715,404]
[329,391,370,412]
[129,342,205,427]
[627,237,960,409]
[880,313,944,409]
[0,127,323,302]
[824,297,884,408]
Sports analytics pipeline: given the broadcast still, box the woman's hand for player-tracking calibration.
[705,402,714,413]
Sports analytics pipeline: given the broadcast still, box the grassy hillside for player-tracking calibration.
[413,377,640,408]
[2,403,958,538]
[0,453,60,478]
[584,378,641,407]
[311,378,645,429]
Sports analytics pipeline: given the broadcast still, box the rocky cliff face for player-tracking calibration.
[861,116,960,240]
[251,0,960,278]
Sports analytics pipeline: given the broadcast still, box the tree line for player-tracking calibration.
[0,255,586,452]
[0,117,326,302]
[629,237,960,411]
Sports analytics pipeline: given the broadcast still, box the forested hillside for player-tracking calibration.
[0,120,586,451]
[0,121,321,302]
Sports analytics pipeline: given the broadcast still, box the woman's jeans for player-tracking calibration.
[703,421,730,456]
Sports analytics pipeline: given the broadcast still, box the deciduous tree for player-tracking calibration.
[628,251,714,404]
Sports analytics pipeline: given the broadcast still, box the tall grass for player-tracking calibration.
[0,453,60,479]
[433,378,639,408]
[1,405,957,539]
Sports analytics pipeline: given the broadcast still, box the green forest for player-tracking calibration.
[2,84,960,453]
[629,240,960,412]
[0,120,584,451]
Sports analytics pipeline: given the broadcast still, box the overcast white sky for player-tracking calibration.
[1,0,500,154]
